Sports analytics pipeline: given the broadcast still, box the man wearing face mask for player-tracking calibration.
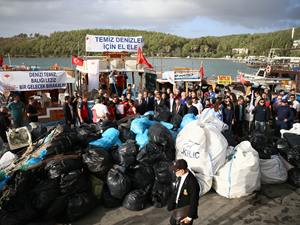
[168,159,200,225]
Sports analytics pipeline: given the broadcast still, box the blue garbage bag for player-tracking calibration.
[89,128,120,150]
[130,118,153,134]
[26,158,42,165]
[160,122,173,130]
[180,114,197,129]
[116,139,123,147]
[144,111,154,115]
[136,129,149,148]
[0,174,9,190]
[40,150,47,159]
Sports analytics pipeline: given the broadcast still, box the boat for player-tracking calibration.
[0,64,75,125]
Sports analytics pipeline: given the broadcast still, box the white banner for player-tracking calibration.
[163,71,200,80]
[0,71,67,92]
[86,35,144,52]
[87,60,99,92]
[163,71,175,85]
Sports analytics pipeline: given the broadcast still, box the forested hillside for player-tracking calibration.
[0,27,299,58]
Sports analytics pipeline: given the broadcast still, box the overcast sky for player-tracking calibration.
[1,0,300,38]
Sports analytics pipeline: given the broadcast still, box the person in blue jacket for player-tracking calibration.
[275,99,294,137]
[211,100,223,121]
[205,86,216,99]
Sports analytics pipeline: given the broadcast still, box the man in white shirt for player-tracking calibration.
[167,92,176,113]
[289,94,300,118]
[92,97,111,122]
[192,97,203,115]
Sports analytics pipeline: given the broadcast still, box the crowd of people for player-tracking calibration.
[0,83,298,145]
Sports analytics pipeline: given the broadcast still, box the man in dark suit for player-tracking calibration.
[186,100,198,116]
[136,93,147,115]
[168,159,200,225]
[144,91,154,111]
[63,96,75,126]
[154,92,165,111]
[173,98,186,118]
[167,92,176,112]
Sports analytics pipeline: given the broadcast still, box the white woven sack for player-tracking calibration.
[260,155,287,184]
[0,151,18,170]
[198,108,229,132]
[176,120,227,177]
[213,141,260,198]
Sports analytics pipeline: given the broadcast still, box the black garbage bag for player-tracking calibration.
[286,148,300,168]
[170,114,182,131]
[126,164,155,189]
[283,133,300,152]
[107,168,132,200]
[222,130,239,147]
[43,133,77,159]
[0,195,38,225]
[267,136,280,146]
[117,114,141,129]
[150,180,170,208]
[164,145,176,161]
[0,143,10,159]
[77,130,99,148]
[113,139,138,167]
[153,105,172,122]
[31,125,48,142]
[80,123,97,133]
[276,138,290,157]
[77,129,89,142]
[95,119,118,134]
[82,146,113,179]
[24,218,55,225]
[136,142,163,166]
[43,196,68,220]
[123,184,152,211]
[144,113,153,120]
[288,168,300,187]
[118,126,136,143]
[45,158,82,179]
[28,180,60,212]
[148,123,174,147]
[153,158,175,184]
[60,170,89,195]
[101,185,123,208]
[62,192,98,223]
[1,170,36,198]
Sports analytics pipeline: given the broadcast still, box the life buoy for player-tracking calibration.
[266,66,271,74]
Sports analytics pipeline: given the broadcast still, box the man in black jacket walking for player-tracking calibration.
[168,159,200,225]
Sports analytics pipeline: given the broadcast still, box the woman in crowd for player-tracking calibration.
[211,100,223,121]
[128,100,137,115]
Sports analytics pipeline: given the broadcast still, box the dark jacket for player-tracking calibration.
[223,108,234,124]
[135,99,147,115]
[172,104,186,118]
[167,171,200,219]
[154,99,165,112]
[253,104,270,122]
[234,103,245,122]
[144,96,154,111]
[0,112,10,134]
[275,105,293,122]
[63,102,74,125]
[187,105,198,116]
[167,98,176,110]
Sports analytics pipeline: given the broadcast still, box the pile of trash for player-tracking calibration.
[0,107,187,224]
[0,104,299,224]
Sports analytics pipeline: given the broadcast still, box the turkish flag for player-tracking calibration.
[72,56,84,66]
[199,61,204,79]
[0,57,3,67]
[239,72,244,86]
[137,47,153,69]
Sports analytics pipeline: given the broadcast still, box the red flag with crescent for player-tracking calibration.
[0,57,3,67]
[239,72,245,86]
[72,56,83,66]
[137,47,153,69]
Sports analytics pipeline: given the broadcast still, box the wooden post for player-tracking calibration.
[140,72,143,94]
[84,73,88,98]
[185,82,188,94]
[193,83,195,91]
[246,85,252,96]
[157,82,160,92]
[132,72,135,85]
[212,83,216,92]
